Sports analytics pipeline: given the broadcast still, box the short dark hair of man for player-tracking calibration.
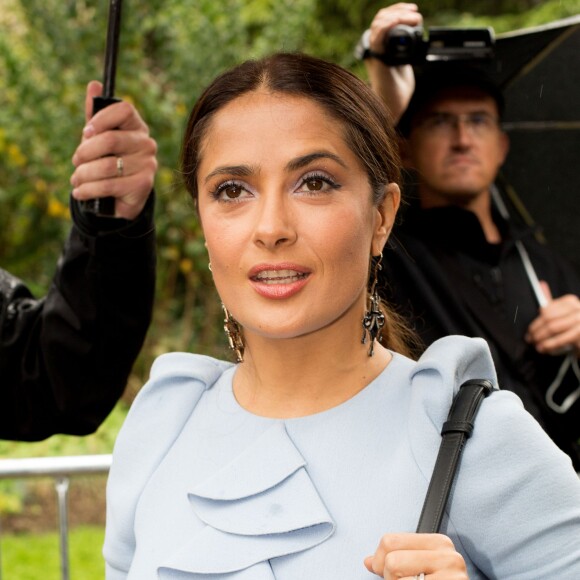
[397,64,505,137]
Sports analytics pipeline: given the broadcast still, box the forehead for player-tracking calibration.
[420,86,500,115]
[203,90,343,144]
[198,89,353,168]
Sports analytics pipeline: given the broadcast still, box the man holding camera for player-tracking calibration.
[360,3,580,467]
[0,80,157,441]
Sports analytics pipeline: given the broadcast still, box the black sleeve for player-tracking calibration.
[0,195,156,441]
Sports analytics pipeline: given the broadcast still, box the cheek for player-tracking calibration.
[202,216,246,275]
[410,141,441,172]
[486,141,507,169]
[315,207,374,272]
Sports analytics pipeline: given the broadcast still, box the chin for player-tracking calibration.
[437,181,486,199]
[247,316,339,344]
[245,320,310,341]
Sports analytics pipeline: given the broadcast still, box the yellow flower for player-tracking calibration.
[179,258,193,274]
[47,197,70,219]
[7,143,26,167]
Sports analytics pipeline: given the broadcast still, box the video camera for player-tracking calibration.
[356,25,495,66]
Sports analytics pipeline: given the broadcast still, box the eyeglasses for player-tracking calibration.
[416,112,500,137]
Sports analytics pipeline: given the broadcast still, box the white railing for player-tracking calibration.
[0,454,112,580]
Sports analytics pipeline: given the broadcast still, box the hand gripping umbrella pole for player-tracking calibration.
[491,185,580,414]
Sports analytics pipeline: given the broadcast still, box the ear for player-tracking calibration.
[372,183,401,255]
[498,130,510,165]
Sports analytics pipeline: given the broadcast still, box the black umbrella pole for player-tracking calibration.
[103,0,122,98]
[80,0,123,217]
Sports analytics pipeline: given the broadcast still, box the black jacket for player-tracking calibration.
[0,196,155,440]
[380,204,580,466]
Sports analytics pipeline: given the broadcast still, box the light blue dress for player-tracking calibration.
[104,336,580,579]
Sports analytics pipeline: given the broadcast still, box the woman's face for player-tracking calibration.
[196,89,399,342]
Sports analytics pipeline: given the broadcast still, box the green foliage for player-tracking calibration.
[429,0,580,31]
[1,0,577,382]
[1,525,105,579]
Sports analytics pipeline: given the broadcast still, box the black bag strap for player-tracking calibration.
[416,379,494,534]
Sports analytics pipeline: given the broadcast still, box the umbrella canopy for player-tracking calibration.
[489,15,580,275]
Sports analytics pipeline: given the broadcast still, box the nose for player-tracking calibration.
[452,117,474,148]
[252,189,297,250]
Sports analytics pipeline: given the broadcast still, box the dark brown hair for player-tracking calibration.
[397,64,505,137]
[181,52,417,357]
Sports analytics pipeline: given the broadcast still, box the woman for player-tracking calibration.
[104,53,580,579]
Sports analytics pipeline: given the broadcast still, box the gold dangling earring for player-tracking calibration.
[361,252,385,357]
[223,304,244,363]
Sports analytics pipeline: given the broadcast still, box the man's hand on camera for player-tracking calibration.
[365,3,423,123]
[369,3,423,55]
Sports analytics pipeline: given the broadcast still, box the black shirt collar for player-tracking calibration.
[398,204,510,264]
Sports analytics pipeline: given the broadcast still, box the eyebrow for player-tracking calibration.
[204,164,257,184]
[285,151,347,172]
[203,151,347,184]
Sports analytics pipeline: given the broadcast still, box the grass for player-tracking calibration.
[1,525,105,579]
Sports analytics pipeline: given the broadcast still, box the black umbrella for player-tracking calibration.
[488,17,580,416]
[489,15,580,276]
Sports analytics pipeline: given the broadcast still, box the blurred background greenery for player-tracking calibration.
[1,0,578,574]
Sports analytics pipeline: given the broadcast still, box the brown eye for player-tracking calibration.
[224,184,243,198]
[296,173,339,196]
[306,178,324,191]
[212,180,251,203]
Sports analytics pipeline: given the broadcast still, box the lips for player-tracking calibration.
[252,269,309,284]
[249,264,311,299]
[446,154,478,166]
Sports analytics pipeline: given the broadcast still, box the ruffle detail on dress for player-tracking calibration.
[159,422,335,577]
